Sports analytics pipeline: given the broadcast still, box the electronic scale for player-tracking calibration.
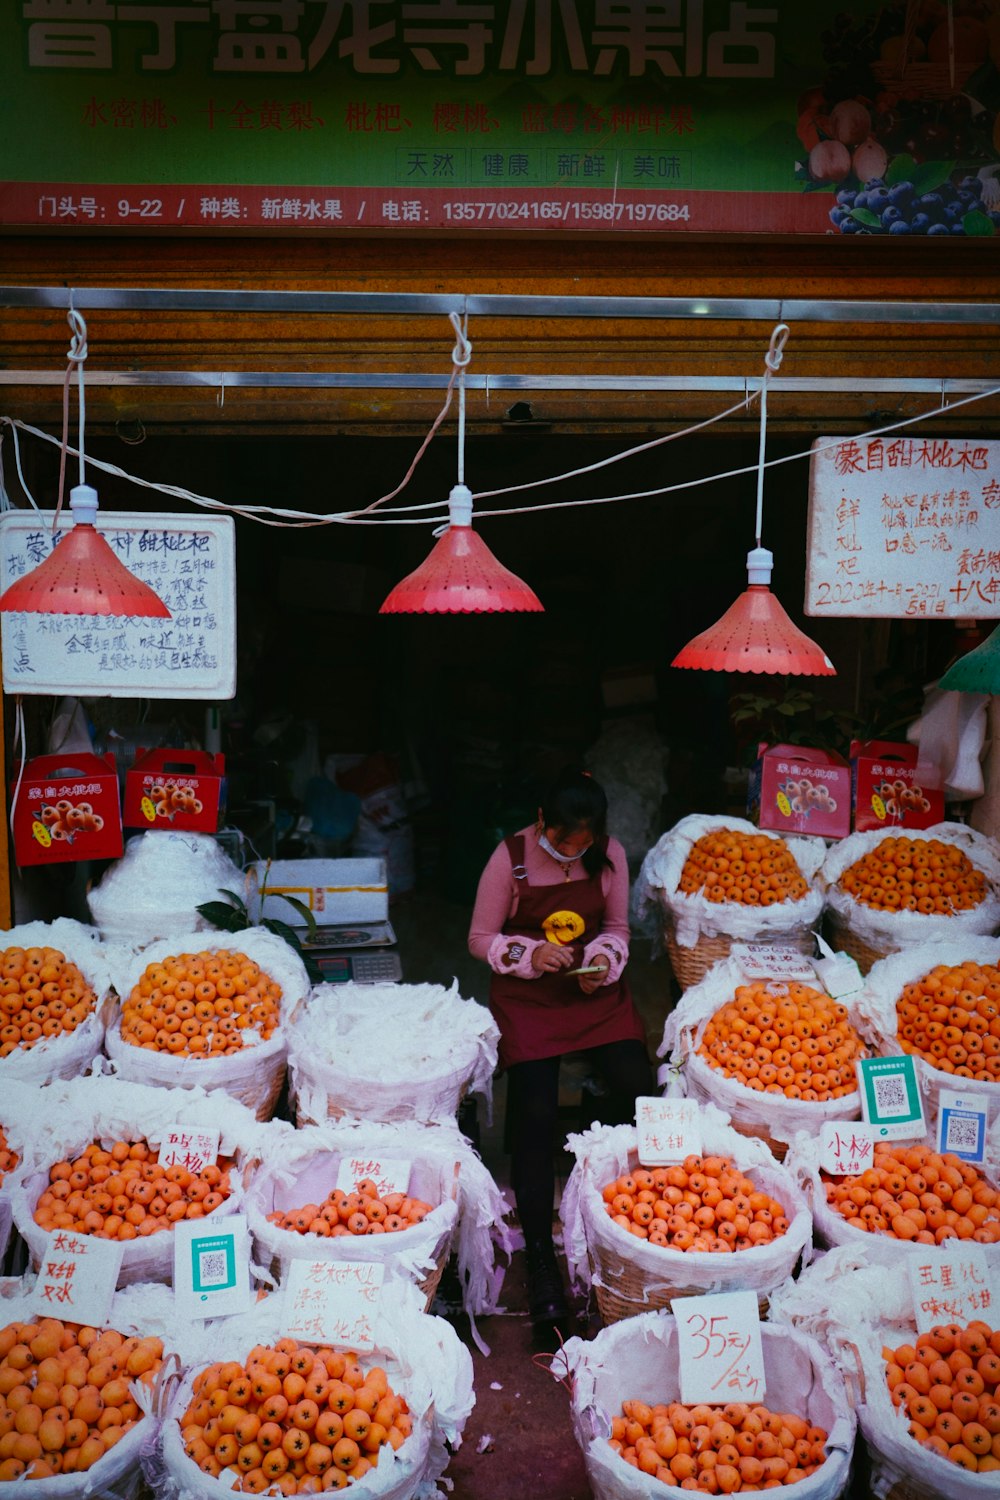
[301,921,402,985]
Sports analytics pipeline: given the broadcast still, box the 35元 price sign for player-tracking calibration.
[673,1290,766,1407]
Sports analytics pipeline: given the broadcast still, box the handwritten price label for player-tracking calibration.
[674,1290,766,1407]
[635,1096,701,1166]
[908,1245,999,1334]
[820,1122,875,1176]
[335,1157,411,1198]
[158,1126,219,1176]
[282,1259,385,1352]
[27,1230,123,1328]
[731,944,817,983]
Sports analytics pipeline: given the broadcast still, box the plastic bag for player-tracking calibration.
[243,1118,512,1317]
[0,918,111,1087]
[560,1109,812,1304]
[87,831,245,950]
[657,955,884,1150]
[552,1309,855,1500]
[142,1278,474,1500]
[104,927,308,1120]
[635,815,825,948]
[287,980,499,1127]
[821,822,1000,951]
[9,1075,265,1287]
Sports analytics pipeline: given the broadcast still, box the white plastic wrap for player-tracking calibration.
[553,1310,855,1500]
[104,927,308,1120]
[657,956,882,1148]
[769,1244,999,1500]
[821,822,1000,952]
[560,1110,812,1305]
[243,1118,511,1316]
[0,918,111,1087]
[142,1278,475,1500]
[87,830,245,949]
[635,815,826,948]
[9,1075,266,1287]
[287,980,499,1127]
[858,937,1000,1122]
[785,1126,1000,1268]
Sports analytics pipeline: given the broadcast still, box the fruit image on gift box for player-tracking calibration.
[777,776,838,818]
[0,945,98,1056]
[885,1322,1000,1474]
[678,832,809,908]
[37,799,104,844]
[32,1137,233,1240]
[698,980,865,1102]
[874,778,932,819]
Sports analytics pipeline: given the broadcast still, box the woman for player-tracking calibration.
[468,767,653,1330]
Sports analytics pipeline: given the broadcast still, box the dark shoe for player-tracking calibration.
[525,1239,569,1327]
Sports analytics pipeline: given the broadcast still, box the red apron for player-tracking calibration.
[489,834,646,1069]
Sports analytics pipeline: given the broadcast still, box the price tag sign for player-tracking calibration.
[27,1229,124,1328]
[673,1290,766,1406]
[731,943,817,983]
[173,1214,253,1321]
[282,1259,385,1353]
[936,1091,989,1165]
[335,1156,411,1198]
[908,1244,999,1334]
[635,1096,701,1166]
[820,1122,875,1175]
[857,1055,925,1142]
[158,1126,220,1175]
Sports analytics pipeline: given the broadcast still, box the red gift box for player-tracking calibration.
[748,743,852,840]
[123,747,226,833]
[13,752,123,866]
[850,740,945,832]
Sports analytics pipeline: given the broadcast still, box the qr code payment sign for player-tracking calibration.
[872,1074,910,1118]
[192,1238,236,1293]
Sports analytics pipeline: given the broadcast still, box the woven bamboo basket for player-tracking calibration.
[589,1236,772,1325]
[825,912,898,976]
[664,918,815,992]
[871,59,974,100]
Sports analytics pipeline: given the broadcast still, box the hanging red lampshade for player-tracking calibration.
[379,483,543,615]
[672,547,834,676]
[0,484,171,618]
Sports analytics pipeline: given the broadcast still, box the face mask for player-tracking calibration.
[538,831,590,864]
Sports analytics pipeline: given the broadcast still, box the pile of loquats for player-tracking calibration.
[821,1142,1000,1245]
[608,1397,828,1491]
[32,1137,232,1240]
[678,833,809,908]
[0,1316,163,1481]
[266,1177,434,1238]
[0,1126,18,1183]
[0,945,97,1057]
[886,1321,1000,1473]
[119,948,282,1058]
[698,980,865,1101]
[602,1157,790,1254]
[838,837,988,915]
[179,1339,412,1492]
[895,959,1000,1083]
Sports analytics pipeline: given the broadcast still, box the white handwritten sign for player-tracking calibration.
[936,1091,990,1165]
[158,1127,219,1175]
[820,1122,875,1176]
[27,1229,123,1327]
[173,1215,252,1321]
[673,1290,766,1406]
[908,1245,999,1334]
[635,1096,701,1166]
[282,1259,385,1352]
[335,1157,411,1198]
[731,944,817,983]
[805,436,1000,619]
[0,510,236,698]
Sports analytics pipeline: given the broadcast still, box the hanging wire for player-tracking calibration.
[8,697,27,852]
[755,323,789,547]
[54,301,89,534]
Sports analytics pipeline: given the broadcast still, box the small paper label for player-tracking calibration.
[335,1157,411,1198]
[936,1091,989,1165]
[282,1259,385,1352]
[173,1215,253,1321]
[857,1055,925,1141]
[31,820,51,848]
[27,1230,123,1327]
[820,1122,875,1175]
[813,952,864,999]
[731,943,817,983]
[871,793,887,820]
[776,791,792,818]
[908,1245,999,1333]
[158,1126,219,1175]
[141,795,157,823]
[635,1096,701,1166]
[673,1290,766,1406]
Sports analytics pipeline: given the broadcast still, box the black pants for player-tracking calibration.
[505,1039,654,1247]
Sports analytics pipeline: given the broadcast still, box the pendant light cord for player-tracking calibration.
[455,311,470,487]
[755,323,789,549]
[54,304,89,534]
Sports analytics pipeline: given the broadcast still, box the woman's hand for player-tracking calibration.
[578,957,610,994]
[531,942,575,974]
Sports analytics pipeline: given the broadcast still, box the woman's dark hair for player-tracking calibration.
[540,766,613,878]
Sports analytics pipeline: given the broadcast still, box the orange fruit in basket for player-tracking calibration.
[895,960,1000,1083]
[886,1322,1000,1472]
[678,831,808,907]
[266,1177,433,1238]
[609,1396,828,1487]
[119,949,282,1058]
[602,1155,790,1252]
[698,979,864,1101]
[822,1142,1000,1245]
[0,946,98,1057]
[32,1137,232,1240]
[839,837,987,914]
[0,1128,18,1185]
[180,1343,409,1491]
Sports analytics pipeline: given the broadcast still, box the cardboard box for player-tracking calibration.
[123,748,226,833]
[13,752,123,866]
[748,743,851,839]
[850,739,945,832]
[248,858,388,926]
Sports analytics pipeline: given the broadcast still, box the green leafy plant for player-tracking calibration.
[196,865,323,984]
[730,671,925,764]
